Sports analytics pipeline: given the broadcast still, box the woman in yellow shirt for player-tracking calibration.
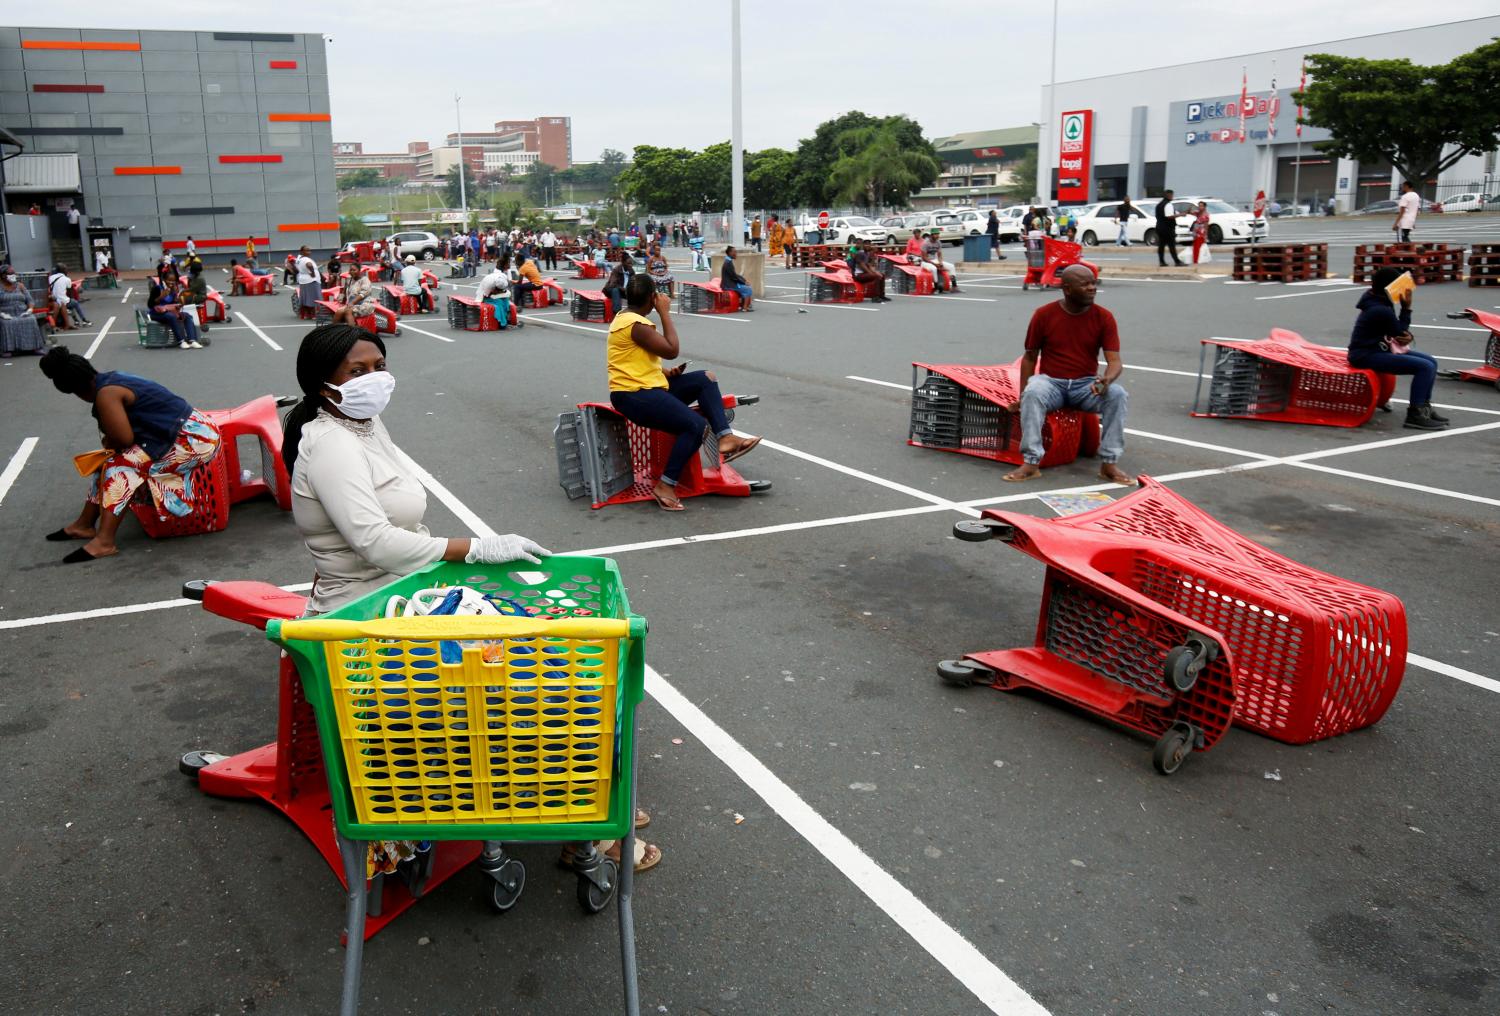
[608,276,760,511]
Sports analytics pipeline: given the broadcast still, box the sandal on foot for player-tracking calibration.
[45,528,87,542]
[635,808,651,829]
[723,436,761,463]
[602,837,662,873]
[62,546,112,564]
[652,490,685,512]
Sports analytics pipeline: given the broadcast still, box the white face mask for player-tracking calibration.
[326,370,394,420]
[3,274,16,284]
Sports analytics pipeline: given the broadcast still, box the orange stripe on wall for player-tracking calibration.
[277,222,340,232]
[267,113,331,123]
[114,166,181,176]
[22,40,141,52]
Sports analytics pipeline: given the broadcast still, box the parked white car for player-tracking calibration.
[945,208,1023,242]
[878,215,918,243]
[385,230,442,260]
[1442,192,1491,212]
[902,211,967,245]
[808,215,891,246]
[1161,197,1267,245]
[1069,201,1154,245]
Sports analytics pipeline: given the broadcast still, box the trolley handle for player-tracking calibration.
[268,615,641,644]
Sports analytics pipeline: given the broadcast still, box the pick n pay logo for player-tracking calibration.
[1186,102,1203,123]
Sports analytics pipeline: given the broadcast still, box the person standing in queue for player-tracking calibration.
[607,275,761,512]
[1002,265,1132,485]
[1155,190,1185,267]
[294,244,322,315]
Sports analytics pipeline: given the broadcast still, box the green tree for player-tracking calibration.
[338,168,383,190]
[339,215,371,243]
[1002,148,1038,201]
[492,196,524,229]
[689,142,733,210]
[441,166,467,209]
[745,147,798,208]
[826,124,941,208]
[793,112,934,207]
[1295,40,1500,185]
[618,146,696,211]
[525,162,559,205]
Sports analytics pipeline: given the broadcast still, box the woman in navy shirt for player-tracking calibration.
[40,346,222,562]
[1348,266,1448,431]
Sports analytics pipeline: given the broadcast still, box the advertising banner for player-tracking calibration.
[1057,109,1092,202]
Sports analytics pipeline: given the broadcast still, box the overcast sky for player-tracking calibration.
[23,2,1500,159]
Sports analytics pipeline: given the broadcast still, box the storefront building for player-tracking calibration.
[1037,16,1500,211]
[0,26,337,270]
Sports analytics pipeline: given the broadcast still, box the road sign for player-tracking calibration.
[818,210,830,229]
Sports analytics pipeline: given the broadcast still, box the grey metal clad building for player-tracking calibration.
[0,26,337,271]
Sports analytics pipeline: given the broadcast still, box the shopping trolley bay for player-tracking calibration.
[1,220,1498,1016]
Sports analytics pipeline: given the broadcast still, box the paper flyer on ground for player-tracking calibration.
[1038,492,1116,516]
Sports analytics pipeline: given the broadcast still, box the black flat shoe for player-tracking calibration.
[46,528,86,541]
[62,546,108,564]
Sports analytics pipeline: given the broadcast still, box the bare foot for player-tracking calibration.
[1099,463,1134,485]
[650,482,685,512]
[1003,464,1041,482]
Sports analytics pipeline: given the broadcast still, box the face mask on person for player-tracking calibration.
[325,370,394,420]
[3,274,16,284]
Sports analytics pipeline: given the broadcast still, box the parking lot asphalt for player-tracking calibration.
[1,212,1497,1015]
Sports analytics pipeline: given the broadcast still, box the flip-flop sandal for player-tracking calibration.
[635,808,651,829]
[62,546,113,564]
[652,490,685,512]
[723,436,761,463]
[45,528,87,542]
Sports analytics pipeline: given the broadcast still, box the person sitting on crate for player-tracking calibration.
[850,242,890,302]
[512,252,546,312]
[39,346,223,563]
[398,255,432,314]
[608,275,761,512]
[603,253,637,317]
[48,265,90,328]
[0,265,49,357]
[920,231,954,293]
[147,265,203,349]
[1349,266,1448,432]
[476,256,513,329]
[334,264,377,327]
[720,246,754,311]
[1002,264,1132,485]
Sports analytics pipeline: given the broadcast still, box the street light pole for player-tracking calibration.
[454,94,468,225]
[1042,0,1058,204]
[730,0,744,248]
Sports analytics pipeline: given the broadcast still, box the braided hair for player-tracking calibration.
[282,324,386,473]
[39,345,98,397]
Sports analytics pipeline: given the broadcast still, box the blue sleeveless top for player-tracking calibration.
[93,371,193,459]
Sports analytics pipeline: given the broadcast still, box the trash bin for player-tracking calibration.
[804,229,824,245]
[962,234,991,263]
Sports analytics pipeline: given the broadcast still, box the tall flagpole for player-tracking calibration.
[730,0,744,247]
[1043,0,1058,202]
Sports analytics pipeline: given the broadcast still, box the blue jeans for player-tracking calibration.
[1349,348,1437,406]
[1019,374,1128,465]
[604,286,625,315]
[610,371,733,485]
[150,308,199,344]
[731,283,753,304]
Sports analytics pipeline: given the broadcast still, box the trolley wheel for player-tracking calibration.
[953,519,1014,543]
[937,659,986,687]
[746,479,773,494]
[179,749,228,776]
[487,858,526,913]
[1493,378,1500,394]
[577,857,618,914]
[1163,645,1201,693]
[1152,728,1192,776]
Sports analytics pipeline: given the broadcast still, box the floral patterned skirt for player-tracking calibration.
[89,411,222,518]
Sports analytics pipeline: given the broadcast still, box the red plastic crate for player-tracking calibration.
[1193,330,1397,427]
[909,359,1091,468]
[131,446,232,538]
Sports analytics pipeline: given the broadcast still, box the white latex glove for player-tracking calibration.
[464,534,550,565]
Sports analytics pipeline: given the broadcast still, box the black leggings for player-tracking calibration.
[610,372,731,485]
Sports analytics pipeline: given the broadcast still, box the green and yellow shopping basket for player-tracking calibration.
[269,555,645,1016]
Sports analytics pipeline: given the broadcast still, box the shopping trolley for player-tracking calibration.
[1445,309,1500,391]
[940,477,1405,772]
[268,556,646,1015]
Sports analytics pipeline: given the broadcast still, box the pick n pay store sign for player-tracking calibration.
[1057,109,1092,202]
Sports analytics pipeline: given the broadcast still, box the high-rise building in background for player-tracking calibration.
[0,26,338,269]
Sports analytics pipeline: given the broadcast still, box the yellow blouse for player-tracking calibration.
[607,310,667,392]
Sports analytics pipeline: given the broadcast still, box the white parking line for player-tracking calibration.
[893,293,997,303]
[394,320,455,343]
[233,312,283,351]
[83,316,116,359]
[758,298,879,313]
[1411,324,1487,332]
[120,287,133,304]
[1255,287,1365,300]
[0,437,39,510]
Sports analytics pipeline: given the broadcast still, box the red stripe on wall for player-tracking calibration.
[161,237,269,251]
[114,166,181,176]
[277,222,340,232]
[266,113,331,123]
[218,154,284,164]
[268,60,299,69]
[33,84,105,93]
[22,40,141,52]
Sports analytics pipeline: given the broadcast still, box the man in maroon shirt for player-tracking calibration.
[1003,264,1132,484]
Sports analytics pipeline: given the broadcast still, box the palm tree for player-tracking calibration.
[827,125,941,209]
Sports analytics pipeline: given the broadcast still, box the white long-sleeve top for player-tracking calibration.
[291,410,446,614]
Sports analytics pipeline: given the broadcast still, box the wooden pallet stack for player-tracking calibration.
[1467,243,1500,287]
[1231,243,1329,282]
[1351,242,1464,285]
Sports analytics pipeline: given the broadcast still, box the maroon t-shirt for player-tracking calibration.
[1023,301,1120,380]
